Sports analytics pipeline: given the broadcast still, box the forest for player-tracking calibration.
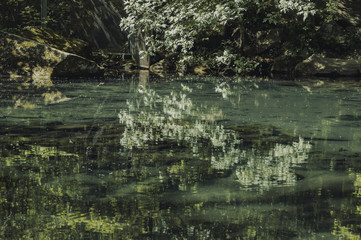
[1,0,361,78]
[2,1,361,239]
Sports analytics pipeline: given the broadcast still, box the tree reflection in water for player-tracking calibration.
[118,83,312,190]
[2,76,361,239]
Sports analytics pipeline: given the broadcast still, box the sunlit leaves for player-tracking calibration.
[277,0,316,21]
[120,0,247,63]
[120,0,316,68]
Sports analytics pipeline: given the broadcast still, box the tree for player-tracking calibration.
[0,0,40,29]
[120,0,316,71]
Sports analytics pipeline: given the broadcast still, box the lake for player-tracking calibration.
[1,73,361,239]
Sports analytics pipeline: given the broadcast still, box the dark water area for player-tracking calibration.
[1,74,361,239]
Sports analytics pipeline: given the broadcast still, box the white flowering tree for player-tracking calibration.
[120,0,316,71]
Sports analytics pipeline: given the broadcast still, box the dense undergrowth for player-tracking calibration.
[1,0,361,76]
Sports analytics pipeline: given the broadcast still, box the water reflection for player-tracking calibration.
[1,75,361,239]
[118,82,312,191]
[236,138,311,190]
[0,77,69,109]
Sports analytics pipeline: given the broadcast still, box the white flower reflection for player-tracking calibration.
[215,82,232,99]
[236,137,312,190]
[119,83,312,189]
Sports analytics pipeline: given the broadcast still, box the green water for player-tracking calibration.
[1,74,361,239]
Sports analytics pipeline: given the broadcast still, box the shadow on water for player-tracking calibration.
[1,74,361,239]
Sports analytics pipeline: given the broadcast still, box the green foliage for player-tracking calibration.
[120,0,316,69]
[0,0,41,28]
[234,57,260,75]
[263,12,282,25]
[277,0,316,21]
[320,0,340,23]
[120,0,244,63]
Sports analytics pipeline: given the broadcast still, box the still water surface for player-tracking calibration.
[1,74,361,239]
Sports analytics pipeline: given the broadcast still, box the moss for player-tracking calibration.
[19,40,37,48]
[4,27,91,57]
[0,31,101,78]
[43,47,64,63]
[32,66,53,81]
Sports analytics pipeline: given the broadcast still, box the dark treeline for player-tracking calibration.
[0,0,125,49]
